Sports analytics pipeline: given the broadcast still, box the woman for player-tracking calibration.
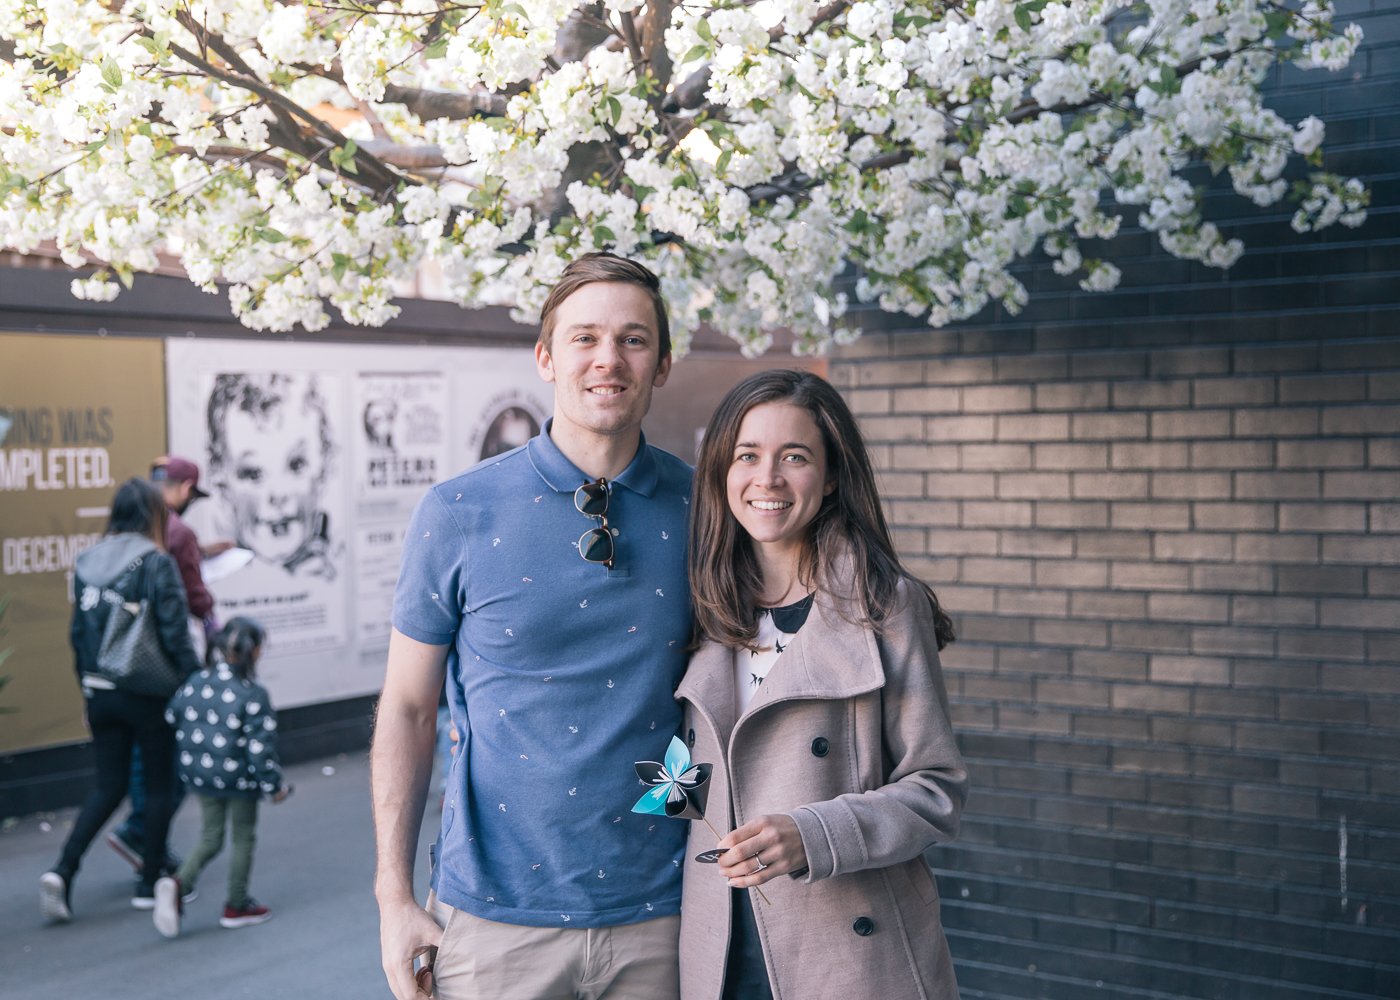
[41,477,202,923]
[679,370,967,1000]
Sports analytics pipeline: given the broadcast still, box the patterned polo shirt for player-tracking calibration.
[392,422,693,928]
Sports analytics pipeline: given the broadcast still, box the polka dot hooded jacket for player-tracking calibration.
[166,666,284,799]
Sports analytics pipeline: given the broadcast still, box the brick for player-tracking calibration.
[1111,622,1192,654]
[1190,441,1274,469]
[1111,502,1192,530]
[1192,688,1276,720]
[889,500,960,526]
[1111,683,1192,713]
[961,443,1032,470]
[958,614,1032,644]
[1150,717,1234,747]
[1070,591,1147,619]
[1324,471,1400,499]
[855,360,931,387]
[1235,533,1321,563]
[1233,659,1320,690]
[1370,439,1400,467]
[1191,625,1277,657]
[1035,501,1108,528]
[962,675,1034,701]
[1110,561,1191,590]
[927,472,996,497]
[998,471,1071,499]
[1075,713,1150,740]
[963,384,1034,413]
[1153,533,1236,562]
[1325,664,1400,696]
[1276,565,1364,596]
[1034,443,1109,470]
[1322,404,1400,435]
[1277,502,1367,532]
[1113,745,1192,776]
[998,705,1072,735]
[962,557,1033,585]
[1072,412,1149,440]
[1073,351,1148,378]
[1034,619,1109,648]
[1278,693,1368,724]
[1235,723,1323,756]
[1072,649,1148,680]
[1000,530,1076,557]
[927,415,997,442]
[1035,678,1111,708]
[997,589,1070,616]
[1150,655,1232,684]
[997,646,1070,674]
[892,526,928,555]
[1035,381,1110,410]
[1193,564,1275,593]
[1370,566,1400,597]
[845,388,892,416]
[948,701,995,729]
[1193,503,1277,531]
[890,443,960,470]
[1036,559,1109,588]
[1277,374,1368,403]
[938,585,996,613]
[1235,472,1321,499]
[929,529,998,555]
[860,415,925,441]
[1151,410,1233,439]
[1110,442,1190,469]
[1071,472,1151,500]
[1147,594,1231,623]
[1232,785,1320,821]
[1319,597,1400,629]
[1368,633,1400,665]
[1234,407,1320,436]
[1193,376,1276,406]
[963,500,1033,527]
[1370,504,1400,532]
[1150,348,1230,377]
[890,385,961,413]
[1077,531,1152,559]
[996,352,1070,380]
[1070,769,1149,800]
[1323,534,1400,564]
[1370,372,1400,399]
[1232,595,1318,627]
[873,471,926,498]
[1277,439,1366,469]
[1150,472,1232,500]
[997,413,1070,441]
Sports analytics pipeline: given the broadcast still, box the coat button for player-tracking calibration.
[811,737,830,757]
[853,916,875,936]
[687,728,696,747]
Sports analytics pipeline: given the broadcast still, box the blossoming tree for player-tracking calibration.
[0,0,1368,354]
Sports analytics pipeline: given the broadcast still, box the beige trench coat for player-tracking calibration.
[676,578,968,1000]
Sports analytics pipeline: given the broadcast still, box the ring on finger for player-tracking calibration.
[752,853,768,874]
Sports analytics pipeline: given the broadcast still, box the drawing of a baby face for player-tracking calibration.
[210,374,330,567]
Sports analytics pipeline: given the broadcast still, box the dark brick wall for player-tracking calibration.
[829,5,1400,997]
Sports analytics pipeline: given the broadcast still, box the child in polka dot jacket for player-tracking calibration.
[155,617,292,937]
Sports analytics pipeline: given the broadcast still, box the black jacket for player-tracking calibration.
[70,533,202,693]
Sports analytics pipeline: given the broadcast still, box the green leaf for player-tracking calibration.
[606,96,622,127]
[331,252,350,281]
[424,35,449,59]
[715,148,733,174]
[116,267,134,290]
[695,17,713,42]
[592,225,616,244]
[256,228,288,243]
[100,56,122,91]
[1014,5,1032,31]
[681,44,708,66]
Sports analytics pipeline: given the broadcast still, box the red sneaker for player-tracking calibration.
[220,899,272,928]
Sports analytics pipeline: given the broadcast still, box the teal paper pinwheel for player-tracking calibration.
[632,736,712,821]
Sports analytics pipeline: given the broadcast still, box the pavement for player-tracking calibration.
[0,751,436,1000]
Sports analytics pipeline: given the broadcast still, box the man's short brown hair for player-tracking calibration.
[538,252,671,361]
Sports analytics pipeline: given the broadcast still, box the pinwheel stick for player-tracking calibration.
[700,815,772,906]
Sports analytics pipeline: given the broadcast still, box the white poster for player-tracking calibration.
[165,339,549,707]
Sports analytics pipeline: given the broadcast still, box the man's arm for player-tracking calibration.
[372,627,450,1000]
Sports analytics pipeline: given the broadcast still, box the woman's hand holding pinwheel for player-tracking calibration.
[715,814,807,889]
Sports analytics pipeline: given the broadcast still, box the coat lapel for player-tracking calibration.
[676,640,738,746]
[747,591,886,710]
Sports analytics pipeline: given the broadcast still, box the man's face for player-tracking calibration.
[161,479,195,515]
[535,281,671,445]
[217,398,325,565]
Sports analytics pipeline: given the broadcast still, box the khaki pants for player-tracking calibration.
[426,893,679,1000]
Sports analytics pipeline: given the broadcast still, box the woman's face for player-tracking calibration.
[221,403,324,564]
[725,401,832,562]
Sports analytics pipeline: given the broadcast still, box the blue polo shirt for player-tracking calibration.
[392,422,693,927]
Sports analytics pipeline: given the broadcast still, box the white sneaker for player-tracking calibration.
[153,876,182,938]
[40,871,72,923]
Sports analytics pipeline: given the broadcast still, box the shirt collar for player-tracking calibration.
[526,419,660,498]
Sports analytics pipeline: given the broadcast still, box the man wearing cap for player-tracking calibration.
[106,456,228,885]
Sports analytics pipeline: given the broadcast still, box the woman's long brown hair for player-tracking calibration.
[688,369,955,651]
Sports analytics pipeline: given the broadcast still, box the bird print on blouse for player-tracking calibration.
[737,594,814,716]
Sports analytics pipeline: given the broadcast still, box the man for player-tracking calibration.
[106,456,223,891]
[372,253,691,1000]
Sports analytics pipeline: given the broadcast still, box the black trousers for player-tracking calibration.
[55,688,177,890]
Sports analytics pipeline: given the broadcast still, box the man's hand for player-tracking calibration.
[201,539,236,557]
[379,897,444,1000]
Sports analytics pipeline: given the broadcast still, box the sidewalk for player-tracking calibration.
[0,752,433,999]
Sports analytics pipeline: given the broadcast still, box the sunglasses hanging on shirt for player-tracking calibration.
[574,478,615,569]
